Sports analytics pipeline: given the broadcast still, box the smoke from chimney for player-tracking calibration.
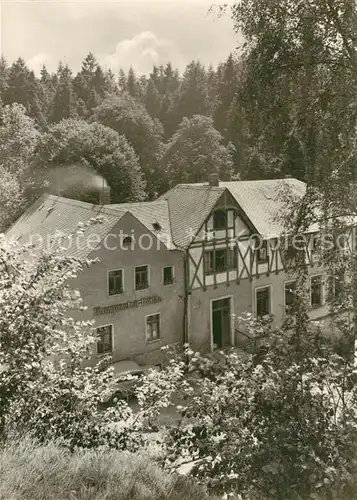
[39,163,110,204]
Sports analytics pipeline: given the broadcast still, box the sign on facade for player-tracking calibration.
[93,295,162,316]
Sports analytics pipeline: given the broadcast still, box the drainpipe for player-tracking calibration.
[183,249,190,344]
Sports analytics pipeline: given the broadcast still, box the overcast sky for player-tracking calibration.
[0,0,241,76]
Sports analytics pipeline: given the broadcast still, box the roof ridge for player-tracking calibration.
[43,194,126,218]
[169,184,224,191]
[105,200,168,208]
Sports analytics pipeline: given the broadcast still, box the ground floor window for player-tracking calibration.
[256,286,271,317]
[328,269,345,301]
[284,281,297,314]
[310,275,323,308]
[96,325,113,355]
[146,313,160,341]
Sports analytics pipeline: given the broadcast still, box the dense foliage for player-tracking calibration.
[0,238,143,450]
[137,325,357,499]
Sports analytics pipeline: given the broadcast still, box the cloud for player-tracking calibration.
[101,31,186,75]
[26,53,53,74]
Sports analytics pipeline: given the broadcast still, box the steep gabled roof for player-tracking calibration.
[104,200,174,249]
[5,194,127,260]
[158,185,226,248]
[6,194,176,260]
[220,179,307,238]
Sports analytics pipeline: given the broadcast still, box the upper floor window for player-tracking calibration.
[108,269,123,296]
[256,286,271,317]
[284,281,297,314]
[213,210,227,231]
[256,238,268,263]
[163,266,174,285]
[204,247,237,275]
[146,313,160,341]
[96,325,113,355]
[310,275,323,308]
[135,265,149,290]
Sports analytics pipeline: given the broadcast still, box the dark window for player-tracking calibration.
[329,270,345,300]
[311,234,319,255]
[311,276,323,307]
[256,239,268,263]
[285,281,297,314]
[204,248,237,275]
[213,210,227,230]
[135,265,149,290]
[146,314,160,341]
[122,236,133,247]
[204,251,214,275]
[163,266,174,285]
[256,287,271,317]
[215,249,227,273]
[108,269,123,296]
[96,325,113,355]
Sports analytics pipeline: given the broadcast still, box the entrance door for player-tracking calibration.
[212,298,232,349]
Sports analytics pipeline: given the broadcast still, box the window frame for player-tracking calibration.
[203,247,238,276]
[96,324,114,356]
[284,280,297,315]
[107,268,124,296]
[328,269,345,301]
[163,265,175,285]
[255,285,272,318]
[122,235,133,248]
[256,238,269,264]
[145,313,161,342]
[134,264,150,291]
[310,274,323,308]
[213,210,228,231]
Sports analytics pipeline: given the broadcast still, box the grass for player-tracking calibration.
[0,439,214,500]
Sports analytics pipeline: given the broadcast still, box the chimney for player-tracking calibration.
[209,173,219,187]
[99,186,111,205]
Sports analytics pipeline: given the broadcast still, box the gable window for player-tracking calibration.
[213,210,227,231]
[285,281,297,314]
[108,269,123,296]
[256,287,271,317]
[310,275,323,308]
[146,313,160,341]
[122,236,133,247]
[204,247,237,275]
[135,265,149,290]
[163,266,174,285]
[256,238,268,263]
[96,325,113,355]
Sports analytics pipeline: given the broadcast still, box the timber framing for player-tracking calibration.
[186,203,357,293]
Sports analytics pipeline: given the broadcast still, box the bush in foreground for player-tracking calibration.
[0,439,213,500]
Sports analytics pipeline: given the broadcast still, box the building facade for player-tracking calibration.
[6,178,355,367]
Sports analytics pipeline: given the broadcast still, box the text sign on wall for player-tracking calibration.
[94,295,162,316]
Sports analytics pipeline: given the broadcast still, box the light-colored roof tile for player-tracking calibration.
[158,185,226,248]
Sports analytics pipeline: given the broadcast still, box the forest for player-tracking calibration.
[0,52,249,230]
